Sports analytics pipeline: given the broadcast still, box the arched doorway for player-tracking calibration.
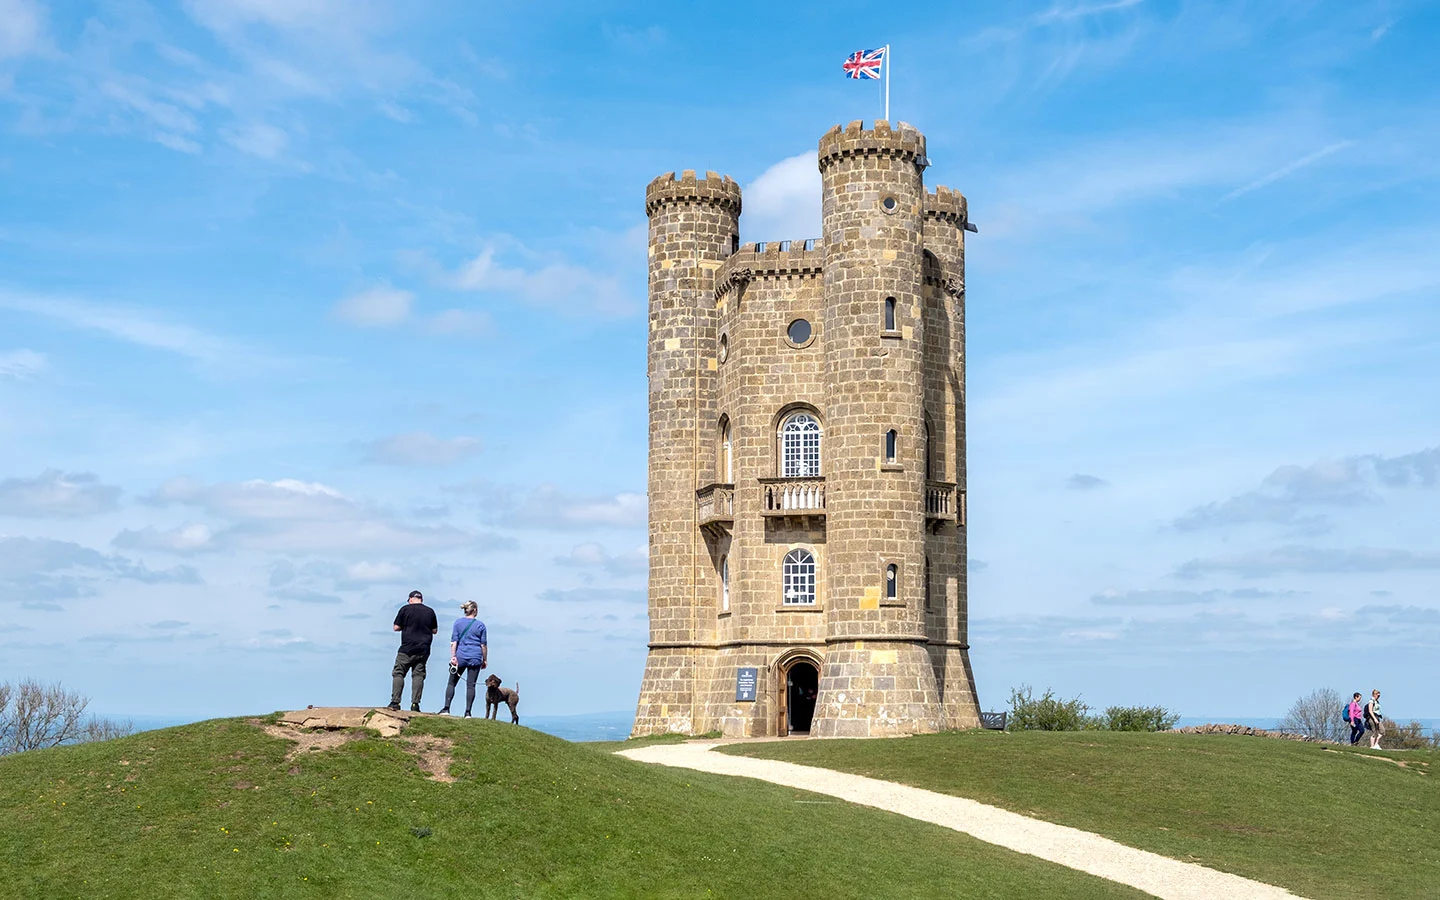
[784,661,819,734]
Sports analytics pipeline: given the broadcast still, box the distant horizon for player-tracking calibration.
[3,1,1437,721]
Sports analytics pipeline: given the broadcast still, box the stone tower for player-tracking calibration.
[632,121,979,738]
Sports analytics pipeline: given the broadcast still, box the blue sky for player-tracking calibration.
[1,0,1437,722]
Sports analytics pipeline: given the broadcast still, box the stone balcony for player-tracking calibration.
[925,481,959,528]
[760,477,826,519]
[696,482,735,536]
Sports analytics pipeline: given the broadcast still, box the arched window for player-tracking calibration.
[885,429,898,464]
[886,563,898,601]
[718,417,733,483]
[782,549,816,606]
[720,555,730,612]
[780,412,822,478]
[884,296,897,331]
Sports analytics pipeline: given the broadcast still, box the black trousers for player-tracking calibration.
[444,664,483,714]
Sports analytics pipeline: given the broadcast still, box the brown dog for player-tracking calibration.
[484,674,519,724]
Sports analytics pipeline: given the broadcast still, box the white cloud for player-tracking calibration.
[342,560,407,583]
[555,541,648,576]
[441,245,635,316]
[1174,546,1440,580]
[221,121,289,159]
[147,476,512,555]
[1033,0,1144,26]
[0,349,46,380]
[112,523,216,555]
[330,285,415,327]
[0,0,46,60]
[183,0,383,36]
[452,481,648,531]
[0,291,250,364]
[0,470,122,518]
[423,309,491,336]
[0,536,201,603]
[360,432,481,467]
[742,151,821,242]
[1218,140,1355,204]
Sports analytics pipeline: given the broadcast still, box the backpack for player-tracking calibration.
[1341,705,1353,724]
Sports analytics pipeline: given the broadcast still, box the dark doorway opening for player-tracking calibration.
[786,661,819,734]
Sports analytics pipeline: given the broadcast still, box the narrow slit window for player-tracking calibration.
[924,557,932,610]
[720,555,730,612]
[885,429,898,464]
[884,297,897,331]
[719,418,733,483]
[886,563,898,601]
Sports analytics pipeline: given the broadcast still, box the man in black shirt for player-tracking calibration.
[389,590,438,711]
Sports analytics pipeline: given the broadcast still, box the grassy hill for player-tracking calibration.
[723,730,1439,900]
[0,716,1144,899]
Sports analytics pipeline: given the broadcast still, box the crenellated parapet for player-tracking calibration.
[714,239,824,300]
[923,185,969,228]
[645,169,742,217]
[817,120,926,171]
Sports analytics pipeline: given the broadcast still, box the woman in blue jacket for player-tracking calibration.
[439,601,488,717]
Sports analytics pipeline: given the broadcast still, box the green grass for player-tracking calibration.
[722,731,1440,900]
[0,718,1146,899]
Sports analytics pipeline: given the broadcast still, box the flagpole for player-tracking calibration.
[884,44,891,122]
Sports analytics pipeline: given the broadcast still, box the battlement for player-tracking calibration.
[817,120,926,170]
[645,169,742,217]
[923,185,969,227]
[714,239,824,299]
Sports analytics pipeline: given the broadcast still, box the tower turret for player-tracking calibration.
[813,121,942,737]
[633,170,741,736]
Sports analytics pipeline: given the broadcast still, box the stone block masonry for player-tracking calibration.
[633,123,980,738]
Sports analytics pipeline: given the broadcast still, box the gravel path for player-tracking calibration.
[618,741,1304,900]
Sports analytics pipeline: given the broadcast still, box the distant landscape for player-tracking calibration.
[104,710,1440,743]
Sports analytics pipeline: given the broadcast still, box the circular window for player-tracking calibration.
[718,333,729,363]
[880,195,899,214]
[786,319,813,346]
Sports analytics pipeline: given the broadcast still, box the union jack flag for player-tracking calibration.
[842,48,886,80]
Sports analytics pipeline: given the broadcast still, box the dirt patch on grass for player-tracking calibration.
[1322,747,1431,774]
[401,735,456,783]
[254,717,455,782]
[255,720,362,758]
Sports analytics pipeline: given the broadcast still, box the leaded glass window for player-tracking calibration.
[782,549,816,606]
[780,412,822,477]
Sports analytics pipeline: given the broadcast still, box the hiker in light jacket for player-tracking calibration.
[1364,689,1384,749]
[439,601,488,718]
[1346,692,1365,745]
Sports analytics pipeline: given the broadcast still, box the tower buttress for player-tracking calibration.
[632,170,741,737]
[812,120,942,737]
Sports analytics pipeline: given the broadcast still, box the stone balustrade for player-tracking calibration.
[760,477,827,517]
[925,481,957,523]
[696,483,735,530]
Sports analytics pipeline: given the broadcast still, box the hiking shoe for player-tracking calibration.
[463,713,472,718]
[386,703,401,711]
[437,709,450,716]
[410,704,422,713]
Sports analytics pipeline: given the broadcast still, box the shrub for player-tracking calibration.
[1104,705,1180,732]
[0,679,133,755]
[1379,720,1440,751]
[1278,687,1347,743]
[1008,685,1097,731]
